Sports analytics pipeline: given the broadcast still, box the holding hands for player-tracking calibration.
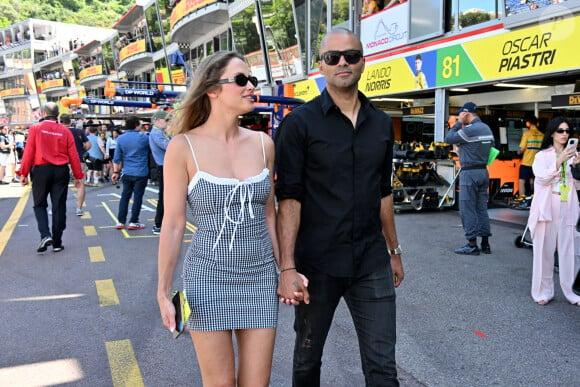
[278,269,309,305]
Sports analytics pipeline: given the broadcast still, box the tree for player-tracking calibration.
[459,10,491,29]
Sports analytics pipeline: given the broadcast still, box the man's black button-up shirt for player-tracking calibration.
[275,89,394,277]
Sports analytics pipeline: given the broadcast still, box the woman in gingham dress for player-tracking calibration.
[157,51,305,386]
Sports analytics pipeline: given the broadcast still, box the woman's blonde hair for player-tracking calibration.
[173,51,245,135]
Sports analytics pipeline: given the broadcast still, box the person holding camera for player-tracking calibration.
[528,117,580,306]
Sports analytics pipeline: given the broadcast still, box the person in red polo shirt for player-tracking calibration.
[18,102,84,253]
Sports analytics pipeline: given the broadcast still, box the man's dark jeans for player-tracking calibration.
[293,266,399,387]
[117,174,148,224]
[30,164,69,247]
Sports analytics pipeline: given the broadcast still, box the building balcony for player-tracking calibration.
[39,78,70,96]
[78,65,109,88]
[170,0,229,45]
[118,38,153,73]
[0,87,28,99]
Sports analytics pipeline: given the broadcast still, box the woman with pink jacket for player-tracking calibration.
[528,116,580,306]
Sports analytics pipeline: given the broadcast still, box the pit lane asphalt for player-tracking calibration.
[0,181,578,386]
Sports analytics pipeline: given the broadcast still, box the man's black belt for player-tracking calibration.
[461,165,487,171]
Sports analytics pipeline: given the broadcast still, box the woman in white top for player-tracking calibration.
[528,116,580,306]
[106,129,119,160]
[157,51,305,386]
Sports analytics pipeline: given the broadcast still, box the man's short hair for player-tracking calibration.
[89,126,98,134]
[125,115,140,130]
[60,114,71,125]
[43,102,59,117]
[526,116,539,127]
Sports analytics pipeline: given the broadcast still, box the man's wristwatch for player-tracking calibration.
[389,244,402,255]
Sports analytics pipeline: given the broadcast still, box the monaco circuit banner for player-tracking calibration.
[361,14,580,97]
[296,14,580,101]
[360,1,410,56]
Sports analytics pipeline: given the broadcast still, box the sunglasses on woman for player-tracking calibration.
[217,73,258,88]
[555,129,571,134]
[320,50,363,66]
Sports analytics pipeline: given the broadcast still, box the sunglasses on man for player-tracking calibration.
[217,73,259,88]
[320,50,363,66]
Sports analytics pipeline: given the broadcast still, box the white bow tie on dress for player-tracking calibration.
[213,181,255,251]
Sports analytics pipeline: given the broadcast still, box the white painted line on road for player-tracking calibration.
[97,193,122,198]
[0,359,84,386]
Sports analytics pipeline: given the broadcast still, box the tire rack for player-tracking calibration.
[392,158,458,211]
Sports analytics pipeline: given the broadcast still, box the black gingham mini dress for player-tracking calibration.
[182,133,278,331]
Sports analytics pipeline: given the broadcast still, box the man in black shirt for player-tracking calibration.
[275,27,405,386]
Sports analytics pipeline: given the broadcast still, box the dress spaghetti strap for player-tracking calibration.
[260,132,266,168]
[183,134,200,171]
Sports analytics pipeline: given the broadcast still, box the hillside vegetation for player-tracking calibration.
[0,0,133,29]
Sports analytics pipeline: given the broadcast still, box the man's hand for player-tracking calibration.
[277,270,309,305]
[19,176,29,186]
[111,173,119,183]
[391,255,404,287]
[74,179,83,189]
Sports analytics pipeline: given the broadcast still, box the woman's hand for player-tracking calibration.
[158,295,176,333]
[557,146,577,168]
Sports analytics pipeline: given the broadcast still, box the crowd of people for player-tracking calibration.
[115,24,144,50]
[3,109,170,231]
[78,55,104,71]
[505,0,568,17]
[0,125,25,184]
[39,68,71,86]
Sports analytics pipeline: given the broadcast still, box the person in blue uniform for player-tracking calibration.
[445,102,495,255]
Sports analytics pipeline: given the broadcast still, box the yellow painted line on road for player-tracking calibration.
[95,279,120,306]
[0,186,30,257]
[82,211,92,219]
[84,225,97,236]
[101,200,196,237]
[186,222,197,233]
[89,246,105,262]
[105,340,145,387]
[146,198,197,233]
[101,201,130,237]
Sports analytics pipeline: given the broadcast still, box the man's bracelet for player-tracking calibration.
[113,171,119,174]
[280,267,296,273]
